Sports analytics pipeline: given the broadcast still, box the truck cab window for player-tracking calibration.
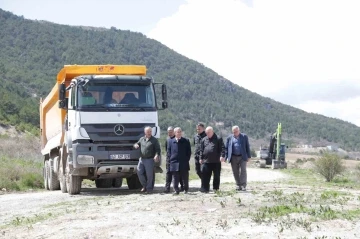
[70,87,76,108]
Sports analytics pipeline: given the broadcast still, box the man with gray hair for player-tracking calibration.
[225,125,251,191]
[199,126,225,193]
[167,127,191,194]
[134,126,161,194]
[164,126,184,193]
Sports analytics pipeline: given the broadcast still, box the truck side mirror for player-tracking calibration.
[59,98,68,109]
[162,101,168,109]
[59,83,66,101]
[162,84,167,101]
[161,84,168,109]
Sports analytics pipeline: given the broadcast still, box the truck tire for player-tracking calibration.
[59,160,67,193]
[65,156,82,195]
[95,179,113,188]
[48,157,60,190]
[44,161,49,190]
[112,178,123,188]
[127,174,142,190]
[66,174,82,195]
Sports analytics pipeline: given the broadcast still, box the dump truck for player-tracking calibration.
[255,123,287,169]
[40,65,168,195]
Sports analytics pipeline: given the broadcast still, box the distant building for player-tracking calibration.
[326,145,338,151]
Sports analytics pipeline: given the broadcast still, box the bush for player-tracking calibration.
[314,152,345,182]
[250,148,257,157]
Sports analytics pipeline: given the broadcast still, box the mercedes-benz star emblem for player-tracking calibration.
[114,124,125,136]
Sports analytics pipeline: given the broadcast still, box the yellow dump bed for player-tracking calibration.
[39,65,147,152]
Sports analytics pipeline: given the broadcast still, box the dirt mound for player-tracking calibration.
[300,161,316,170]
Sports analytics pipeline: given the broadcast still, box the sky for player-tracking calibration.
[1,0,360,126]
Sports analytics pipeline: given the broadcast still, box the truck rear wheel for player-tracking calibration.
[112,178,123,188]
[127,174,142,190]
[44,161,50,190]
[48,157,60,190]
[95,179,113,188]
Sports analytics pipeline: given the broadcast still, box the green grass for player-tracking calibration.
[283,168,360,189]
[154,154,200,184]
[9,212,55,227]
[0,156,43,191]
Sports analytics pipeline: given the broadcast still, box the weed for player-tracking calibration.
[10,212,55,227]
[214,190,236,197]
[216,219,228,230]
[236,198,242,206]
[309,205,336,220]
[172,218,180,226]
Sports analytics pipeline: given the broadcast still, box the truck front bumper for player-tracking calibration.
[70,142,140,177]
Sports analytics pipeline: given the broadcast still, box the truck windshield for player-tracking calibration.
[77,82,156,109]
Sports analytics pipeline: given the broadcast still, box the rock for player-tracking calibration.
[206,208,217,213]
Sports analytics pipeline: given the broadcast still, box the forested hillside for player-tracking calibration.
[0,9,359,150]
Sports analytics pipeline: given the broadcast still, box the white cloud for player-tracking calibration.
[148,0,360,126]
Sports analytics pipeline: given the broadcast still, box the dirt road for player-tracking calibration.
[1,167,359,239]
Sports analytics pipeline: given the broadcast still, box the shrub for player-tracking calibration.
[250,148,257,157]
[314,152,345,182]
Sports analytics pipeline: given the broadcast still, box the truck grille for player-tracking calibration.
[82,123,155,142]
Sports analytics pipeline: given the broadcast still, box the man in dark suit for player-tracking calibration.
[164,126,183,193]
[225,125,251,191]
[199,126,225,193]
[194,123,206,182]
[167,127,191,194]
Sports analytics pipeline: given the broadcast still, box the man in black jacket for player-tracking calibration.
[199,126,225,193]
[164,126,184,193]
[194,123,206,180]
[167,127,191,194]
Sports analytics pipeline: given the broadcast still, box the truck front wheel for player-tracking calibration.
[95,179,113,188]
[59,163,67,193]
[127,174,142,190]
[112,178,123,188]
[65,156,82,195]
[66,174,82,195]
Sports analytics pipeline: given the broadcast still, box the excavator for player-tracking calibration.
[255,123,287,169]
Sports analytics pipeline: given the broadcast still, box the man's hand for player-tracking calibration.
[133,144,139,149]
[199,159,203,164]
[220,157,225,162]
[154,155,159,162]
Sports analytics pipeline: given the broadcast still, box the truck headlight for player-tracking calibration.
[77,155,94,164]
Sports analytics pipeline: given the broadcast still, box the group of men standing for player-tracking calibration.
[133,124,251,194]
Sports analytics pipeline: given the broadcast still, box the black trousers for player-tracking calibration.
[172,170,189,192]
[195,160,202,179]
[201,163,221,191]
[165,164,184,190]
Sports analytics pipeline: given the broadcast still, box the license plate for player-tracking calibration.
[110,154,130,160]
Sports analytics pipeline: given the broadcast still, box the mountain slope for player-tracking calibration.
[0,9,359,150]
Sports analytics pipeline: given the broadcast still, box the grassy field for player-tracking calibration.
[0,135,43,191]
